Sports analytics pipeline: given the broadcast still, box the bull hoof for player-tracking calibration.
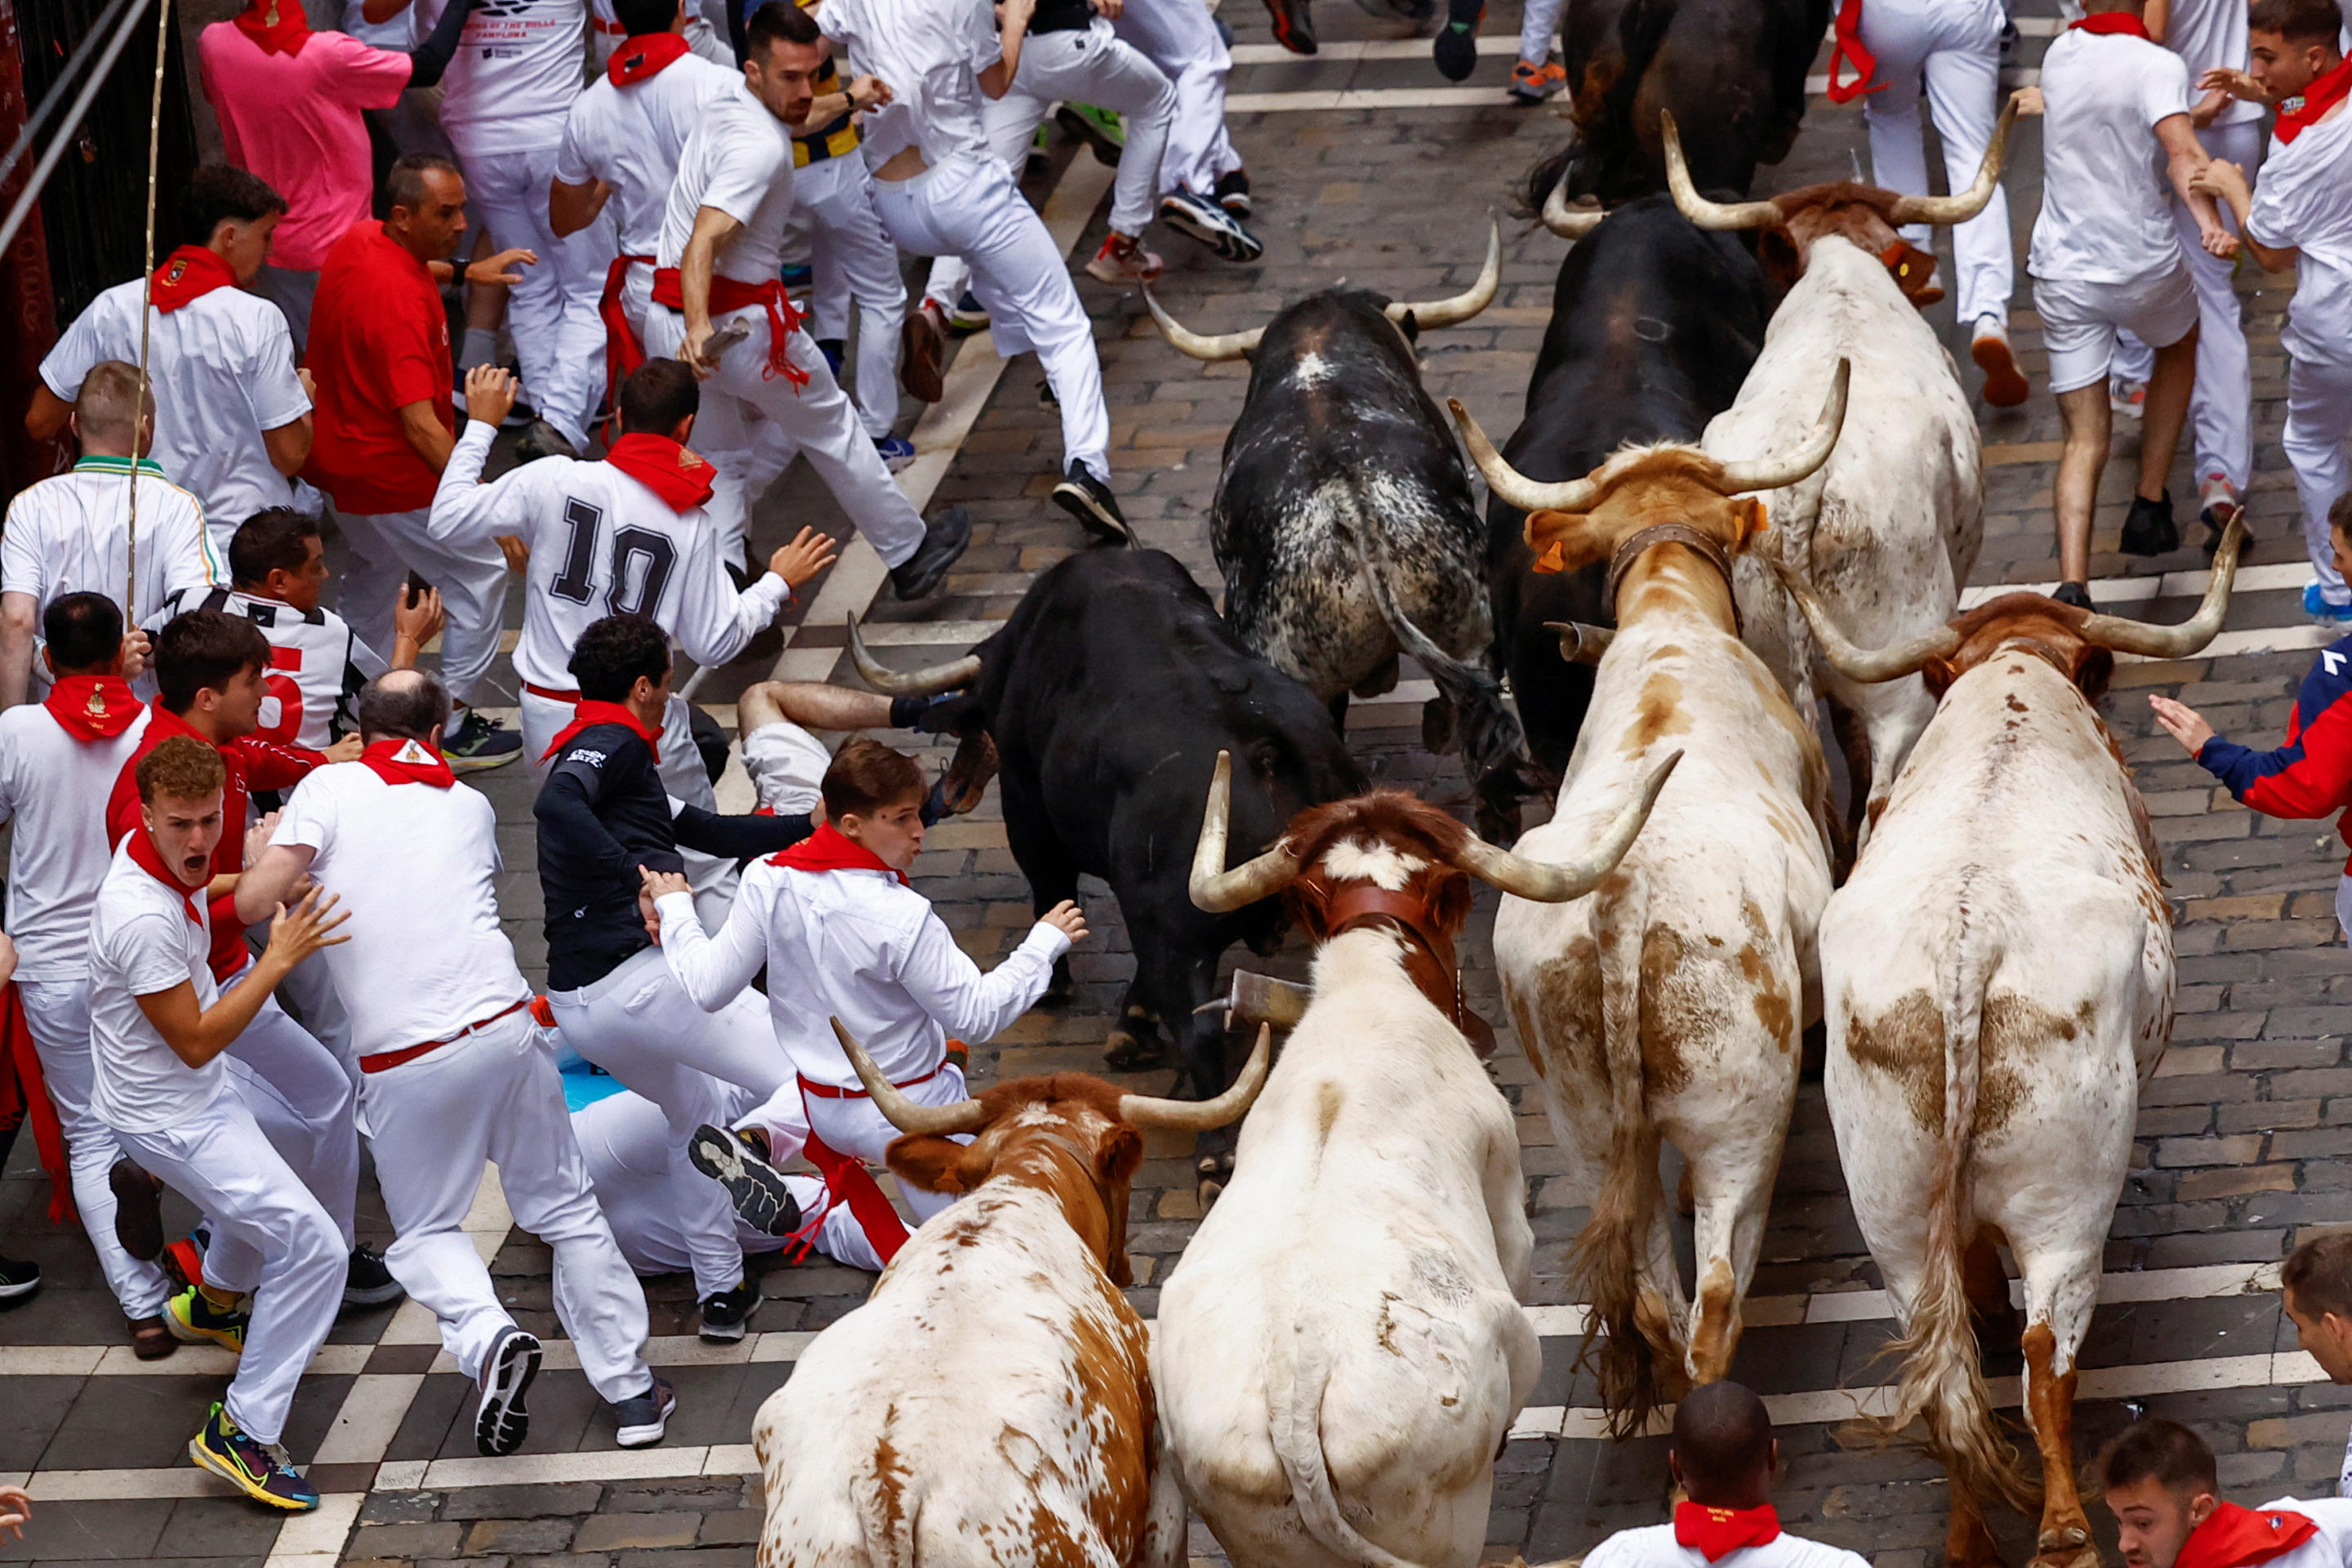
[1104,1031,1167,1071]
[1199,1177,1226,1209]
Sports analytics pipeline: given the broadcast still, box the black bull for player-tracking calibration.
[847,546,1362,1102]
[1487,194,1769,802]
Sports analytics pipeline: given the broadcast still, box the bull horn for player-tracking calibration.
[1188,750,1302,913]
[1714,359,1851,496]
[1448,398,1600,514]
[1544,621,1614,664]
[1385,220,1501,330]
[2078,514,2245,659]
[1769,556,1960,683]
[1663,109,1783,231]
[1886,97,2016,227]
[1118,1023,1273,1131]
[1452,749,1682,902]
[834,1018,991,1136]
[1542,176,1606,239]
[1142,286,1264,363]
[845,613,982,697]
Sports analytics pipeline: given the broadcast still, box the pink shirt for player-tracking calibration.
[197,24,412,272]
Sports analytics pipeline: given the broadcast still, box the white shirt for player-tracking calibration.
[656,78,800,283]
[2265,1497,2352,1549]
[2028,29,2195,285]
[2249,104,2352,367]
[815,0,999,171]
[429,422,787,688]
[341,0,416,49]
[555,51,738,259]
[1,458,224,627]
[0,703,153,982]
[87,838,224,1132]
[414,0,589,154]
[1580,1524,1872,1568]
[2158,0,2264,127]
[38,279,311,532]
[655,858,1071,1088]
[586,0,733,68]
[273,757,529,1055]
[160,586,385,751]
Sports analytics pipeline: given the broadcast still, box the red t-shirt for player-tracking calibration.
[108,701,326,982]
[302,220,452,515]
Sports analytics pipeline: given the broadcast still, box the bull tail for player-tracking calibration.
[1869,912,2038,1512]
[1567,869,1670,1439]
[839,1408,920,1568]
[1264,1272,1425,1568]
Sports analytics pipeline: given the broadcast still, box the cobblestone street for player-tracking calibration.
[8,0,2352,1561]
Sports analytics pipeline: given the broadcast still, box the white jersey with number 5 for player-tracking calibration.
[160,586,387,751]
[424,422,789,688]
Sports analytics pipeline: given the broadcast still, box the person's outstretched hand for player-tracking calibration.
[2149,694,2216,757]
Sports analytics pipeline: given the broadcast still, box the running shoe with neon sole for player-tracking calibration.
[1158,190,1263,263]
[167,1285,250,1352]
[1085,233,1165,285]
[189,1401,318,1512]
[1508,57,1566,102]
[443,709,522,772]
[1056,104,1125,166]
[1432,0,1484,81]
[945,291,991,337]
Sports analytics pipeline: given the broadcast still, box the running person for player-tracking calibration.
[238,670,671,1454]
[1112,0,1256,229]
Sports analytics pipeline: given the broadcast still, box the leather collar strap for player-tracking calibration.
[1605,521,1741,636]
[1316,882,1495,1056]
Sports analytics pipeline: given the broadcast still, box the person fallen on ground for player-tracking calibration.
[2098,1417,2332,1568]
[2151,492,2352,946]
[1575,1380,1870,1568]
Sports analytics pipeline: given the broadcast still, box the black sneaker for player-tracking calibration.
[110,1157,167,1262]
[613,1374,676,1449]
[2120,489,2179,557]
[513,419,580,466]
[699,1277,764,1343]
[2051,581,2095,611]
[1051,461,1132,544]
[687,1124,804,1236]
[889,506,974,600]
[1158,190,1264,263]
[443,709,523,772]
[1214,168,1253,217]
[1432,0,1484,81]
[343,1244,404,1310]
[0,1254,39,1301]
[474,1325,541,1456]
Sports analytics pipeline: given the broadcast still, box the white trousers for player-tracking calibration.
[2110,118,2261,493]
[1860,0,2013,329]
[1115,0,1243,194]
[2287,354,2352,604]
[359,1010,653,1401]
[875,155,1111,475]
[334,505,511,710]
[520,688,738,929]
[456,141,617,451]
[548,945,793,1299]
[18,977,172,1320]
[741,1062,969,1225]
[799,155,908,441]
[220,966,359,1250]
[577,1088,885,1275]
[114,1086,343,1446]
[641,301,931,569]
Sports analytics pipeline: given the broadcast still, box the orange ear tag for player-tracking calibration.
[1533,540,1567,575]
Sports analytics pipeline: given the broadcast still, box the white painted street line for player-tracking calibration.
[1230,38,1445,62]
[265,1493,367,1568]
[1227,86,1507,112]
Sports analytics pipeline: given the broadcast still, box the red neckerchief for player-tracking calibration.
[2176,1504,2320,1568]
[43,675,140,742]
[2069,11,2151,39]
[2278,56,2352,144]
[608,30,689,84]
[150,245,241,314]
[540,700,662,764]
[768,819,910,886]
[1824,0,1882,103]
[233,0,310,53]
[604,432,717,514]
[124,826,207,925]
[360,736,455,787]
[1673,1503,1783,1564]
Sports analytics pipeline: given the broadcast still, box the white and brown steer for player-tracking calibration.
[750,1022,1269,1568]
[1779,523,2243,1568]
[1452,367,1848,1438]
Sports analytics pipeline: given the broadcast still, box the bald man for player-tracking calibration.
[1581,1383,1870,1568]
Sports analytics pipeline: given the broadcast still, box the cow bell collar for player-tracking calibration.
[1307,880,1498,1058]
[1606,521,1743,638]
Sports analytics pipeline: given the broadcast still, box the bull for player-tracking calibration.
[1454,367,1847,1434]
[1155,750,1677,1568]
[1144,224,1534,840]
[1663,104,2013,853]
[1485,193,1771,823]
[844,546,1362,1107]
[1775,528,2241,1568]
[751,1020,1271,1568]
[1521,0,1831,209]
